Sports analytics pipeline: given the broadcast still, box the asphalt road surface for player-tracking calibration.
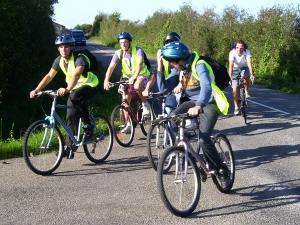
[1,42,299,225]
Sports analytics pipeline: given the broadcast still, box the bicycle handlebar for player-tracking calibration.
[152,112,198,124]
[108,80,130,88]
[36,90,57,97]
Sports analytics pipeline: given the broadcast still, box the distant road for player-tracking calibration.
[1,42,299,225]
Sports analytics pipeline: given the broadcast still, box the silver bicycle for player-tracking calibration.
[157,113,235,217]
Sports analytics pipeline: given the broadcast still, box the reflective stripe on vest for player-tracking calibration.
[162,58,170,79]
[117,45,150,78]
[191,52,229,115]
[59,54,99,90]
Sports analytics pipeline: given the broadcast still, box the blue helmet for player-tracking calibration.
[161,41,191,62]
[117,32,133,41]
[164,32,181,45]
[55,34,75,46]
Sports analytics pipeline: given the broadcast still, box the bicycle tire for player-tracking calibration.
[111,104,135,147]
[83,115,113,163]
[22,120,64,175]
[240,89,247,124]
[147,121,174,171]
[211,133,235,193]
[157,146,201,217]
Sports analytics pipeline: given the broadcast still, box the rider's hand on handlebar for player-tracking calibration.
[29,90,38,98]
[129,76,137,84]
[142,89,149,97]
[173,83,183,94]
[57,88,70,96]
[104,80,110,91]
[188,106,202,116]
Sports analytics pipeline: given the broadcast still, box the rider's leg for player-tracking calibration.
[241,67,251,97]
[232,70,240,114]
[67,86,98,140]
[165,95,177,115]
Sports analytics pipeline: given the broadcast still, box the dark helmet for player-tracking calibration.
[164,32,181,45]
[117,32,133,41]
[55,34,75,46]
[161,41,191,62]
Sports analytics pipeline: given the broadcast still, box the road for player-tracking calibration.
[1,42,299,225]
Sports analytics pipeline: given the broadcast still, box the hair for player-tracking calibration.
[236,39,247,49]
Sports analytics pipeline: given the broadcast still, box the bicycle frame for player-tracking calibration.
[44,92,83,147]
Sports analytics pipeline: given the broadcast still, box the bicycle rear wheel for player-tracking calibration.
[111,105,134,147]
[147,121,174,171]
[211,133,235,193]
[157,146,201,217]
[22,120,64,175]
[83,115,113,163]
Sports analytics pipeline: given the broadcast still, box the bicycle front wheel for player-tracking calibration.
[83,115,113,163]
[157,146,201,217]
[111,105,134,147]
[211,133,235,193]
[240,89,247,124]
[22,120,64,175]
[147,121,174,171]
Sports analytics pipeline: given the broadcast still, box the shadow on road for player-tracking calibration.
[52,155,151,177]
[234,144,300,171]
[191,178,300,218]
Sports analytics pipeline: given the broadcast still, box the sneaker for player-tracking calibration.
[234,108,240,115]
[121,125,131,133]
[83,124,95,143]
[245,91,251,98]
[63,146,74,159]
[142,101,151,116]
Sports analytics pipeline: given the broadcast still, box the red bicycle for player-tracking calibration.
[109,80,154,147]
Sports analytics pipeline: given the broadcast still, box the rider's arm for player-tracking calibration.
[132,51,144,79]
[104,54,118,90]
[246,52,255,80]
[65,65,84,92]
[156,49,163,72]
[228,50,235,80]
[30,68,58,98]
[195,63,212,108]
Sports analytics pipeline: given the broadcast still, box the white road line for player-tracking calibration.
[247,99,291,115]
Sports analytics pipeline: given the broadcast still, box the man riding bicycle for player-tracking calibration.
[103,31,152,133]
[161,41,230,180]
[228,39,255,115]
[29,34,99,154]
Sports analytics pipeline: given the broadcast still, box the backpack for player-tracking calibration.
[73,49,99,75]
[199,56,230,90]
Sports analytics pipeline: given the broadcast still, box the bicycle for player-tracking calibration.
[23,90,113,175]
[109,80,155,147]
[147,92,201,171]
[157,113,235,217]
[146,91,175,171]
[236,73,248,124]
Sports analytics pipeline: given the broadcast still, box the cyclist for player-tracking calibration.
[104,31,151,133]
[228,39,255,115]
[29,34,99,154]
[161,41,230,180]
[155,32,181,114]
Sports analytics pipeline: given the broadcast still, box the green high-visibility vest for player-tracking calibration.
[59,53,99,90]
[117,45,150,78]
[162,58,170,79]
[190,52,229,115]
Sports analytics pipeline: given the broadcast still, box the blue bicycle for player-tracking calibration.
[22,90,113,175]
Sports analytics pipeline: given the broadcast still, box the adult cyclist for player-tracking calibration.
[104,32,151,133]
[161,41,230,180]
[228,39,255,115]
[29,34,99,155]
[154,32,181,114]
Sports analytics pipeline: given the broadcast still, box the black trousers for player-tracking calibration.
[66,85,98,147]
[171,100,225,170]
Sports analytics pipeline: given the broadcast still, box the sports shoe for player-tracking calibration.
[234,108,240,115]
[62,146,74,159]
[121,125,131,133]
[142,101,151,116]
[245,91,251,98]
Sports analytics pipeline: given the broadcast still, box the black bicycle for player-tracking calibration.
[236,74,248,124]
